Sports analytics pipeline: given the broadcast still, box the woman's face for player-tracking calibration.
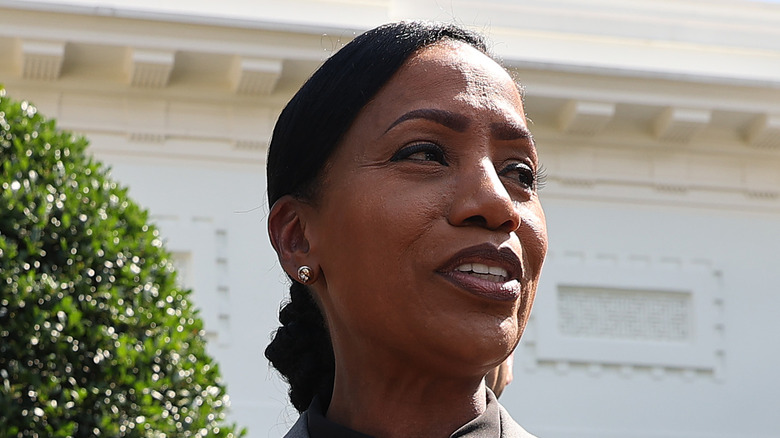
[305,41,547,376]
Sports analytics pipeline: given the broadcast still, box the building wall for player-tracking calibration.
[1,1,779,437]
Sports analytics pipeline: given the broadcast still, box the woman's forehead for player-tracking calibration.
[362,42,525,125]
[406,42,518,94]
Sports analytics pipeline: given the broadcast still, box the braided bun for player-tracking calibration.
[265,282,334,412]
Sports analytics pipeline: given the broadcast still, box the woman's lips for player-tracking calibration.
[437,243,523,302]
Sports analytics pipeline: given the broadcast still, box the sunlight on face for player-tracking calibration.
[306,41,547,377]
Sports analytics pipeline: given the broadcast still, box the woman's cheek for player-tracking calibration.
[378,187,447,234]
[518,201,547,275]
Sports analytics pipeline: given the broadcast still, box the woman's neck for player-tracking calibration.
[325,352,489,438]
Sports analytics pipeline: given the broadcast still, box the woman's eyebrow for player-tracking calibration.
[384,108,469,133]
[490,122,533,141]
[384,108,534,144]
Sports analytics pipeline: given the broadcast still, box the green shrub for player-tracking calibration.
[0,87,245,437]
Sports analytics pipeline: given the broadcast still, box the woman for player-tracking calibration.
[265,21,547,438]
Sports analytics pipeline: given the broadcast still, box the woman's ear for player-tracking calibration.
[268,195,315,279]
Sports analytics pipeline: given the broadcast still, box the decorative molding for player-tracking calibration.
[126,132,167,143]
[125,98,167,143]
[540,141,780,210]
[214,228,231,348]
[18,39,65,80]
[127,48,175,88]
[233,140,266,151]
[557,286,691,342]
[652,155,689,193]
[653,107,711,143]
[229,56,283,95]
[153,216,232,348]
[524,252,725,380]
[744,160,780,198]
[556,149,596,186]
[745,114,780,149]
[558,100,615,135]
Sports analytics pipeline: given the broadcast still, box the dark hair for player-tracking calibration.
[265,20,490,413]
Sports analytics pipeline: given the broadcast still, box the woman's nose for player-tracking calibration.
[447,158,521,232]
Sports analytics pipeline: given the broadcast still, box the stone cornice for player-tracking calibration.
[1,0,778,211]
[3,1,780,91]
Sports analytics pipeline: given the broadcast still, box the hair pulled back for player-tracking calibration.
[265,20,489,413]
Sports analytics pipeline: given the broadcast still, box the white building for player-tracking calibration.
[1,1,779,437]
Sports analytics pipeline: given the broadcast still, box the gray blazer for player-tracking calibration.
[282,403,537,438]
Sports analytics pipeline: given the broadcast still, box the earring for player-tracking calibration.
[297,265,313,284]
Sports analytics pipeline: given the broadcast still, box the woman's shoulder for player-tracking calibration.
[281,401,538,438]
[497,403,538,438]
[283,412,310,438]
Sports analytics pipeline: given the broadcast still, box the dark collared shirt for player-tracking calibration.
[307,391,502,438]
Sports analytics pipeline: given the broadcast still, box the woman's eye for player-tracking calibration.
[499,162,536,189]
[390,143,448,165]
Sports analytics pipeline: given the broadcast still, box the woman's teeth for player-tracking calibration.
[455,263,508,282]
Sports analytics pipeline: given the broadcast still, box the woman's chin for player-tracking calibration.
[421,321,521,377]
